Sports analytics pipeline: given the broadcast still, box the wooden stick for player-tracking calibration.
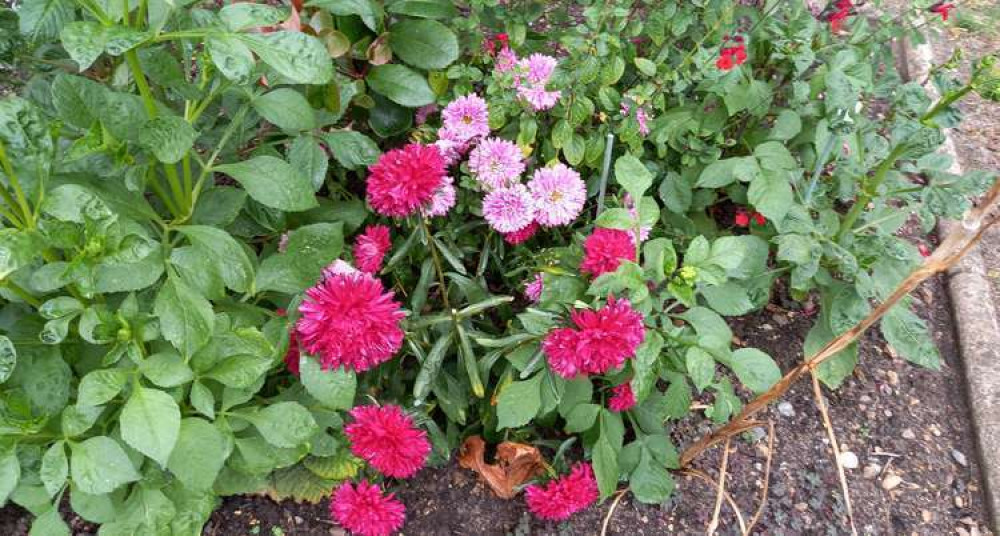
[811,372,858,536]
[681,468,748,535]
[706,438,732,535]
[744,421,775,535]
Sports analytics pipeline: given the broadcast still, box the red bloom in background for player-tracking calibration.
[503,221,539,245]
[354,225,392,274]
[366,144,446,218]
[716,36,747,71]
[930,2,956,21]
[734,210,751,227]
[525,463,599,521]
[752,212,767,226]
[580,228,637,278]
[284,329,301,376]
[608,382,636,412]
[330,480,406,536]
[542,296,646,378]
[345,405,431,478]
[296,272,404,373]
[826,0,853,32]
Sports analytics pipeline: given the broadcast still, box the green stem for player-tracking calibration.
[421,218,451,311]
[0,140,35,227]
[147,170,183,218]
[836,143,908,240]
[920,84,973,124]
[3,279,41,308]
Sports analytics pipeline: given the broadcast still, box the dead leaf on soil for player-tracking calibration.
[457,436,545,499]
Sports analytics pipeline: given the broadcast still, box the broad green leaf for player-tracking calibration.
[592,436,618,500]
[725,348,781,394]
[40,441,68,497]
[300,356,356,410]
[190,381,215,419]
[137,115,197,164]
[248,402,318,448]
[696,156,759,188]
[753,141,797,171]
[139,351,194,388]
[0,228,43,280]
[680,307,732,351]
[176,226,255,293]
[50,74,104,129]
[564,403,600,433]
[204,354,274,389]
[256,222,344,294]
[0,449,20,504]
[323,131,381,170]
[215,156,318,212]
[615,154,653,199]
[631,332,664,402]
[386,0,457,19]
[388,19,459,70]
[709,235,769,280]
[167,418,230,491]
[634,57,656,77]
[121,386,181,466]
[69,489,116,524]
[413,332,452,402]
[881,306,941,369]
[630,448,675,504]
[61,404,103,438]
[219,3,285,31]
[804,318,857,389]
[367,64,436,107]
[307,0,382,31]
[289,135,328,191]
[496,373,543,430]
[77,369,129,406]
[70,436,140,495]
[155,276,214,357]
[748,168,794,222]
[59,22,106,70]
[206,35,255,83]
[21,348,71,415]
[241,32,333,85]
[19,0,73,42]
[0,335,15,384]
[768,110,801,141]
[253,88,317,132]
[685,347,715,391]
[29,508,69,536]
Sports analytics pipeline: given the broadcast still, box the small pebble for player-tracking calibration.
[902,428,916,440]
[922,509,934,523]
[887,370,899,385]
[795,502,808,512]
[863,464,882,479]
[882,474,903,491]
[839,451,859,470]
[294,516,304,525]
[777,401,796,417]
[956,496,965,508]
[952,449,968,467]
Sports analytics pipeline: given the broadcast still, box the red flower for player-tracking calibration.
[284,329,300,376]
[716,42,747,71]
[354,225,392,274]
[734,210,751,227]
[525,463,599,521]
[580,228,636,278]
[503,221,539,245]
[330,480,406,536]
[345,405,431,478]
[296,272,405,373]
[930,2,955,21]
[751,211,767,226]
[825,0,853,32]
[366,144,446,218]
[542,296,646,378]
[918,243,931,258]
[608,382,636,412]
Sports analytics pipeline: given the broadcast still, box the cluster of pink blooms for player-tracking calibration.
[608,382,637,412]
[542,296,646,379]
[580,227,637,278]
[524,273,545,302]
[493,46,562,112]
[366,143,454,219]
[525,463,600,520]
[620,100,652,137]
[331,480,406,536]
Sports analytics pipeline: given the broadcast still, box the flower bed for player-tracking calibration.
[0,0,998,534]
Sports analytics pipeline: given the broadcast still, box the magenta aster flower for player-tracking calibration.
[520,53,558,85]
[283,328,300,376]
[296,272,405,373]
[524,273,544,303]
[579,228,636,278]
[323,259,359,279]
[495,47,519,74]
[525,463,599,521]
[330,480,406,536]
[542,296,645,378]
[422,176,456,218]
[441,94,490,143]
[636,107,651,136]
[353,225,391,274]
[608,382,636,412]
[517,86,561,111]
[503,221,539,245]
[345,404,431,478]
[527,164,587,227]
[366,144,446,218]
[482,184,535,233]
[468,138,525,190]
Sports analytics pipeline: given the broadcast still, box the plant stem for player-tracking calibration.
[3,279,41,308]
[920,84,973,124]
[803,133,838,207]
[836,143,907,241]
[420,218,451,311]
[596,133,614,217]
[0,140,35,227]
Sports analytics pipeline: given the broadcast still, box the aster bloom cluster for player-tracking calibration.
[621,99,653,137]
[353,225,391,274]
[580,227,637,278]
[542,296,646,379]
[524,463,599,520]
[716,36,747,71]
[482,163,588,239]
[345,405,431,478]
[492,47,562,111]
[331,480,406,536]
[366,143,448,218]
[608,382,637,412]
[524,273,544,302]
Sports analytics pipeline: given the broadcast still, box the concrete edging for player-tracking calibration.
[903,36,1000,531]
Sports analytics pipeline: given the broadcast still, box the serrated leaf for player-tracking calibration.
[70,436,140,495]
[300,356,356,410]
[496,373,542,430]
[215,156,317,212]
[155,276,214,357]
[121,386,181,466]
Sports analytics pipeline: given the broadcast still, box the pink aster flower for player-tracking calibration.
[296,272,405,373]
[636,107,651,136]
[624,193,651,241]
[330,480,406,536]
[520,53,558,85]
[422,176,456,217]
[345,405,431,478]
[495,46,519,74]
[542,296,645,378]
[441,94,490,143]
[483,184,535,233]
[323,259,359,279]
[608,382,636,412]
[579,228,636,278]
[367,144,446,218]
[527,164,586,227]
[468,138,525,190]
[434,131,468,167]
[524,273,544,302]
[525,463,599,521]
[353,225,391,274]
[517,86,561,111]
[503,221,539,245]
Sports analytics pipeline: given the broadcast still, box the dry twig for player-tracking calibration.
[706,439,732,535]
[599,490,628,536]
[681,468,748,534]
[744,421,775,535]
[810,372,859,536]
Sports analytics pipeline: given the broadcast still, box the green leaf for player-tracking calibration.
[176,226,255,293]
[155,276,214,357]
[753,141,797,171]
[685,347,715,391]
[387,0,457,19]
[413,332,453,402]
[204,354,274,389]
[70,436,140,495]
[804,318,857,389]
[19,0,73,42]
[388,19,459,70]
[256,222,344,293]
[29,508,69,536]
[0,449,21,504]
[50,74,103,129]
[59,22,106,70]
[768,110,801,141]
[219,3,285,31]
[564,403,600,433]
[631,332,663,402]
[248,402,318,448]
[167,418,230,491]
[881,306,941,369]
[496,373,543,430]
[289,135,328,191]
[78,369,129,406]
[367,64,436,107]
[40,441,68,497]
[696,156,760,188]
[253,88,317,132]
[121,386,181,466]
[634,57,656,77]
[592,436,619,500]
[307,0,382,31]
[139,351,194,388]
[748,168,794,222]
[137,115,197,164]
[615,154,653,199]
[725,348,781,394]
[0,335,15,384]
[323,131,381,170]
[680,306,732,351]
[190,381,215,419]
[0,228,42,280]
[206,35,255,83]
[629,448,675,504]
[240,32,333,85]
[300,356,356,410]
[215,156,318,212]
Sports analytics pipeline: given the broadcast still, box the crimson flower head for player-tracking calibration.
[296,272,404,373]
[580,228,637,278]
[751,211,767,226]
[525,463,599,521]
[354,225,391,274]
[542,296,646,378]
[716,41,747,71]
[608,382,636,412]
[330,480,406,536]
[284,329,300,376]
[929,2,955,21]
[503,221,539,245]
[346,404,431,478]
[824,0,853,32]
[366,144,446,218]
[734,209,751,227]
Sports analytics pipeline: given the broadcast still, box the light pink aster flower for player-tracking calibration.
[323,259,360,278]
[624,193,651,241]
[422,176,456,218]
[441,94,490,143]
[482,184,535,233]
[520,53,558,85]
[495,46,519,74]
[636,107,651,136]
[468,137,525,190]
[434,130,468,167]
[527,164,586,227]
[525,273,544,302]
[517,86,561,111]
